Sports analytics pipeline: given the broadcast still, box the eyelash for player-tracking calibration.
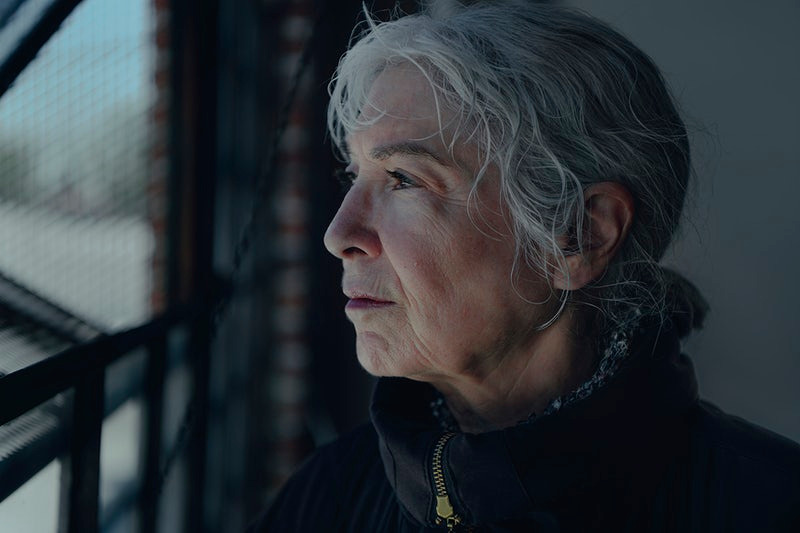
[333,168,418,192]
[386,169,417,190]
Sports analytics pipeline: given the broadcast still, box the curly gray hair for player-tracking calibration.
[328,0,707,337]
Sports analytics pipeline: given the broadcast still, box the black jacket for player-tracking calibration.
[250,327,800,531]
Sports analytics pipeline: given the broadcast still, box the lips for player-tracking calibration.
[343,290,394,310]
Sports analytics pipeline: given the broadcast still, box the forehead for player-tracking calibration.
[348,65,448,153]
[363,65,439,121]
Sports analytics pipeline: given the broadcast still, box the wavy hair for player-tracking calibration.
[328,0,707,337]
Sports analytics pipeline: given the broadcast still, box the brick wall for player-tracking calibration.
[148,0,170,313]
[262,0,316,502]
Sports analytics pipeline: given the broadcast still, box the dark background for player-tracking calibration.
[570,0,800,444]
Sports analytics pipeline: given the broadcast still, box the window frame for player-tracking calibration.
[0,0,220,531]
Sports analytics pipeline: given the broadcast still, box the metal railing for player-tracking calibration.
[0,0,325,531]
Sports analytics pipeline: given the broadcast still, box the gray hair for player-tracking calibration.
[328,0,707,337]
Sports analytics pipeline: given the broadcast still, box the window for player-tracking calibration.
[0,1,165,531]
[0,0,346,530]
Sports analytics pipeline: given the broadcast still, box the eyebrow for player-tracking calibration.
[368,141,452,168]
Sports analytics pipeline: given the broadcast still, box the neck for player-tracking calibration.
[431,312,597,433]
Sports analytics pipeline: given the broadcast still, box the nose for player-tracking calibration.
[323,183,381,260]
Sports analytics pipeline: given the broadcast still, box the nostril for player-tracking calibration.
[343,246,367,257]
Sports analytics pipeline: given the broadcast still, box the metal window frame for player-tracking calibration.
[0,1,221,532]
[0,306,201,527]
[0,0,83,98]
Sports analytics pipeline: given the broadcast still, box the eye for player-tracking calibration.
[387,169,418,190]
[333,167,356,193]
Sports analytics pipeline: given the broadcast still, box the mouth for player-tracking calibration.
[344,292,394,310]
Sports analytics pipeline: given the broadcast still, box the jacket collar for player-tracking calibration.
[370,323,699,527]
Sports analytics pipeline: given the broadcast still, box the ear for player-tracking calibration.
[553,182,634,291]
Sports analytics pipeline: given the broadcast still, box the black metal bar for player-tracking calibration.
[167,0,220,529]
[59,369,104,533]
[0,0,84,98]
[0,304,197,427]
[0,406,69,503]
[0,270,104,343]
[0,346,150,505]
[0,0,30,37]
[140,336,166,533]
[185,317,212,532]
[186,9,218,533]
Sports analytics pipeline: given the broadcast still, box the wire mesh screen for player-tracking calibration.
[0,0,156,336]
[0,1,158,528]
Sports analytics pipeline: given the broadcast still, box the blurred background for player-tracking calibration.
[0,0,796,532]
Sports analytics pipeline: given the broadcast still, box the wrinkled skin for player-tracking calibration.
[328,67,565,376]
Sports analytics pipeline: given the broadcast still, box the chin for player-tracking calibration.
[355,336,418,378]
[356,346,399,377]
[354,333,390,376]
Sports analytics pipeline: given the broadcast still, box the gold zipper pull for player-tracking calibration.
[436,495,455,520]
[432,432,463,530]
[436,495,461,531]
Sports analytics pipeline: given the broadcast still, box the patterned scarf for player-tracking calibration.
[431,309,644,431]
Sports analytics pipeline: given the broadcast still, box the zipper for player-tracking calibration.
[432,432,463,531]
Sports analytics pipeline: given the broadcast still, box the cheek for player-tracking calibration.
[382,205,456,287]
[381,197,524,321]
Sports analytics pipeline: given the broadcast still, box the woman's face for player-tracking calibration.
[324,66,556,382]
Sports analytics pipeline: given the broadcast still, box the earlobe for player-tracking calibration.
[552,182,634,291]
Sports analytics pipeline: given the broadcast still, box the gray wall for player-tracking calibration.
[567,0,800,442]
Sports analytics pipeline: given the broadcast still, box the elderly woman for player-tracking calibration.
[250,1,800,531]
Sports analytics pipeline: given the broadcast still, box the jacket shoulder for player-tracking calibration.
[687,400,800,531]
[247,423,389,532]
[691,399,800,471]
